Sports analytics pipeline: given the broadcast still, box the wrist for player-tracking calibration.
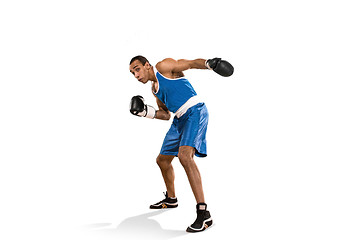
[145,105,156,119]
[205,59,211,70]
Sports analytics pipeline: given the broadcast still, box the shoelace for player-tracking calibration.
[154,192,169,205]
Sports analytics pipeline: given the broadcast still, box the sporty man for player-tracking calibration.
[129,56,233,232]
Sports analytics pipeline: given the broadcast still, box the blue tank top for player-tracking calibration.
[153,67,197,113]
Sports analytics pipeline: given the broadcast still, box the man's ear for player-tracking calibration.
[144,62,151,70]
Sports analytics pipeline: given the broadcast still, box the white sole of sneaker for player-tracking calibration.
[186,217,213,233]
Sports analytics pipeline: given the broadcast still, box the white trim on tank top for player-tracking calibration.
[152,66,188,93]
[152,66,202,118]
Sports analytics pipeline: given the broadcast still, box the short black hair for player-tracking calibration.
[129,55,151,66]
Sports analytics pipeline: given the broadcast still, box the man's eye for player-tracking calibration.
[135,68,140,72]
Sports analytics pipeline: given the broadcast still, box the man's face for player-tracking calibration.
[129,60,151,84]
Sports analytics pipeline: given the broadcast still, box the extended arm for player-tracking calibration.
[156,58,207,76]
[156,57,234,77]
[174,58,208,71]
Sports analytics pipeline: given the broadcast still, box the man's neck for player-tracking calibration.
[148,66,157,82]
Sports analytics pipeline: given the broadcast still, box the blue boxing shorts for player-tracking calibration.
[160,103,209,157]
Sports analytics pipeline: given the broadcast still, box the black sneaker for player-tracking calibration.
[150,192,178,209]
[186,203,213,233]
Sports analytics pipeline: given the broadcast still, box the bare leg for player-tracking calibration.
[156,154,176,198]
[178,146,205,203]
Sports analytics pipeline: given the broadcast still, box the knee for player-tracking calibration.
[178,152,193,168]
[156,156,165,167]
[156,155,172,169]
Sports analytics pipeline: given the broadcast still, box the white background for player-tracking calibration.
[1,0,359,239]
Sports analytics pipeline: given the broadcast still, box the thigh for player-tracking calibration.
[179,104,209,148]
[160,121,181,156]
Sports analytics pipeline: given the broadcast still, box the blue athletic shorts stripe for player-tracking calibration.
[160,103,209,157]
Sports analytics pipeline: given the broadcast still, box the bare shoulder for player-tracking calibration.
[156,58,176,74]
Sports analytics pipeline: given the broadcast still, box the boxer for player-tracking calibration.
[129,56,233,232]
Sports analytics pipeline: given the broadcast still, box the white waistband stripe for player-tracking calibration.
[174,95,202,118]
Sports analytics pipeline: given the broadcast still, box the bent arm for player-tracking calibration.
[154,95,171,121]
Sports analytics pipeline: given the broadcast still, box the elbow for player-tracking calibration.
[165,112,171,121]
[156,110,171,120]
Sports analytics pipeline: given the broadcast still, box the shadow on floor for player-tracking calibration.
[84,210,187,240]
